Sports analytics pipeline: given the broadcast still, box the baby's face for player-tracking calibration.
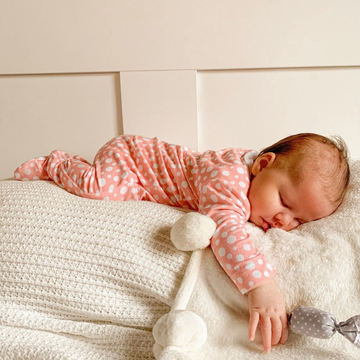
[248,153,335,232]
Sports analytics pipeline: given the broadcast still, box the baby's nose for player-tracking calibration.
[274,213,295,230]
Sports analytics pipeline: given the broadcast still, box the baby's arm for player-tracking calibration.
[196,153,287,350]
[201,205,287,351]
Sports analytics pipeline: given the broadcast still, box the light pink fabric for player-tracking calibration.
[14,135,275,293]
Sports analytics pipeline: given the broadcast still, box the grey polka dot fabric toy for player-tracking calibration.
[289,306,360,347]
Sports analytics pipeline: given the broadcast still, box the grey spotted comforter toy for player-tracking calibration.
[289,306,360,347]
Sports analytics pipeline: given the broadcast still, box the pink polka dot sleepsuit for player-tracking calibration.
[14,135,276,294]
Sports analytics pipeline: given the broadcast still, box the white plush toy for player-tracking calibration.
[170,212,216,251]
[152,310,208,360]
[152,212,216,360]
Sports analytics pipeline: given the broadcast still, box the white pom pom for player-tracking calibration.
[170,212,216,251]
[152,310,207,360]
[157,347,192,360]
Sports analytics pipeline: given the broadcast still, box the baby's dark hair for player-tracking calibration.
[259,133,350,209]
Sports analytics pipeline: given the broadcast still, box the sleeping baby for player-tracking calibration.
[13,132,350,352]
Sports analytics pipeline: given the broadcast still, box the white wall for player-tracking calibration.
[1,0,360,73]
[1,1,360,179]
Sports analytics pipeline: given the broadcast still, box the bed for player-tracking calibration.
[1,157,360,359]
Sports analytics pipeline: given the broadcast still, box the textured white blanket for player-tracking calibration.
[1,157,360,359]
[0,180,190,359]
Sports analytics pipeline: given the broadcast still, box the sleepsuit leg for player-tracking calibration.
[14,150,145,201]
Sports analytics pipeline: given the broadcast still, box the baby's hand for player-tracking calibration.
[247,280,288,352]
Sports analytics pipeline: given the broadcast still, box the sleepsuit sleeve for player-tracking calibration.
[196,152,276,294]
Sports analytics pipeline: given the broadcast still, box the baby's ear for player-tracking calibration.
[252,152,276,175]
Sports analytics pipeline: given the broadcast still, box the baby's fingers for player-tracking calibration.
[260,317,272,352]
[248,311,260,341]
[280,315,289,345]
[270,316,283,346]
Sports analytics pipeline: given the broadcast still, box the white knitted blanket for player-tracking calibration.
[2,156,360,360]
[0,180,190,360]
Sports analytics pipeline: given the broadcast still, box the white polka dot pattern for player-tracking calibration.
[13,135,276,293]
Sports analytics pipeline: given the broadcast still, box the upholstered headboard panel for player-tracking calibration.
[1,1,360,179]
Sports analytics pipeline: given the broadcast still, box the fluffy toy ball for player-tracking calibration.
[152,310,207,360]
[170,212,216,251]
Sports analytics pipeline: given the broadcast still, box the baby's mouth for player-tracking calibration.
[261,218,271,232]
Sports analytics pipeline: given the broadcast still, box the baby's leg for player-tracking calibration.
[14,156,50,181]
[46,150,100,198]
[14,151,97,197]
[14,148,144,201]
[14,153,92,181]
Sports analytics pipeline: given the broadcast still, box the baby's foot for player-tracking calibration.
[14,156,50,181]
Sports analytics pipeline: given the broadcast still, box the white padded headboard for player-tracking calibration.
[1,1,360,179]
